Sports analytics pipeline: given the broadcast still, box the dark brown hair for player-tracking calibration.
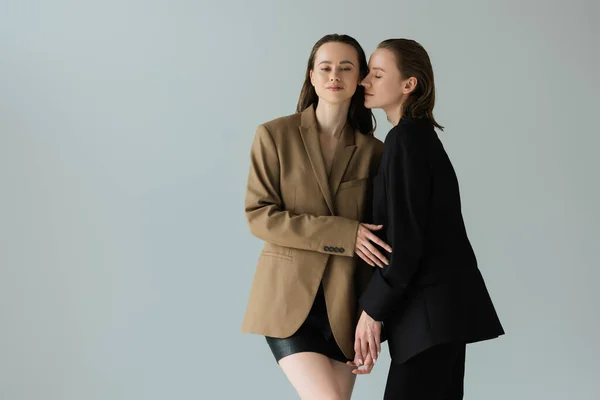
[297,34,375,135]
[378,39,444,130]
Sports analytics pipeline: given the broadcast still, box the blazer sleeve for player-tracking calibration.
[354,172,378,317]
[359,127,432,321]
[245,124,359,256]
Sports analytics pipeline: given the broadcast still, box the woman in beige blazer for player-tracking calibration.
[241,34,391,399]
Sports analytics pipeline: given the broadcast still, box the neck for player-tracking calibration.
[384,102,403,126]
[315,101,350,138]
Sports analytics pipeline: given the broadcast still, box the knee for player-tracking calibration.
[323,393,344,400]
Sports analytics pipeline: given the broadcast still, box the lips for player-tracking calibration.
[327,86,343,91]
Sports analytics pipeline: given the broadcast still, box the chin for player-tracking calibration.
[323,95,352,105]
[364,99,377,109]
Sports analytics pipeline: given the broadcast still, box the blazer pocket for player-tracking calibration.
[260,251,293,261]
[338,177,368,190]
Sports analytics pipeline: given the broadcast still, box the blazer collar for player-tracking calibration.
[299,105,357,215]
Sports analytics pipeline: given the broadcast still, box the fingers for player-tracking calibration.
[370,235,392,254]
[358,242,384,268]
[356,248,375,267]
[352,367,371,375]
[361,336,368,366]
[351,353,375,375]
[357,224,392,253]
[365,230,392,254]
[352,366,373,374]
[367,329,378,363]
[371,323,382,357]
[364,353,374,370]
[362,241,389,266]
[362,223,383,231]
[356,226,380,267]
[353,337,363,367]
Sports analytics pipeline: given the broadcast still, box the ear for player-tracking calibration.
[310,70,315,86]
[403,77,418,95]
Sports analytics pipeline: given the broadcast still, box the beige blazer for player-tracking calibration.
[241,106,383,358]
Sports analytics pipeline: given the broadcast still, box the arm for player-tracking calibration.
[359,128,432,321]
[245,124,359,256]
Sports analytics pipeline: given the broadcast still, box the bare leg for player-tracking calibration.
[278,352,344,400]
[329,358,357,400]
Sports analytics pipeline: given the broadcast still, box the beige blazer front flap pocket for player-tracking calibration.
[260,242,293,261]
[338,177,368,191]
[260,251,293,261]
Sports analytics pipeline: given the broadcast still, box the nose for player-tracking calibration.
[360,77,370,87]
[330,70,340,82]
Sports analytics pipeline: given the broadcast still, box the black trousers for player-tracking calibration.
[384,342,466,400]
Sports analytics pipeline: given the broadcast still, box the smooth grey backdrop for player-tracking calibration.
[1,0,598,399]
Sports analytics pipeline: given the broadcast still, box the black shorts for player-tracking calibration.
[265,284,349,364]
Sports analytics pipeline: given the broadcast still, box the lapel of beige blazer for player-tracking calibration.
[329,120,356,197]
[299,106,357,215]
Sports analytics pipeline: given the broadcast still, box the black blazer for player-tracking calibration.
[359,119,504,363]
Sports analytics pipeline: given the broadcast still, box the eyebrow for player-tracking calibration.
[318,60,356,66]
[371,67,385,72]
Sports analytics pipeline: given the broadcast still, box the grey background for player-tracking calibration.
[1,0,598,399]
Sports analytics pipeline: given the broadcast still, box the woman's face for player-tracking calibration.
[361,48,407,111]
[310,42,360,106]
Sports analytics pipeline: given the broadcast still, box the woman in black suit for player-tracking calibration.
[349,39,505,399]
